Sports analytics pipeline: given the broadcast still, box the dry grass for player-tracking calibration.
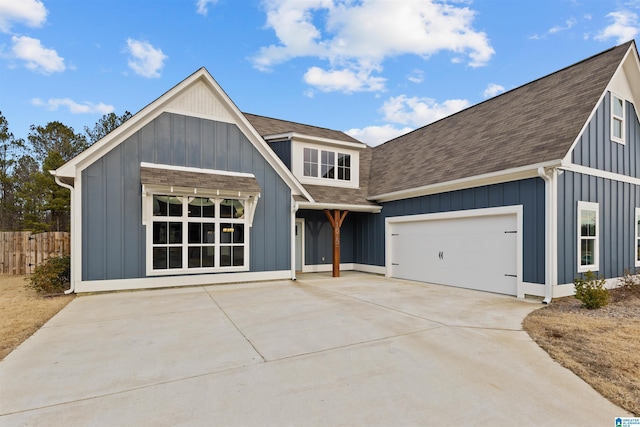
[0,275,74,360]
[523,286,640,416]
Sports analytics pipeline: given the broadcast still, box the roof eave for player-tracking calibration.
[369,160,563,203]
[296,201,381,213]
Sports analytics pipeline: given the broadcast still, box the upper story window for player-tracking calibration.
[303,147,351,181]
[577,201,599,272]
[611,94,625,144]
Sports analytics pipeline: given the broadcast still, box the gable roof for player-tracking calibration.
[244,113,363,145]
[54,67,313,202]
[369,41,634,198]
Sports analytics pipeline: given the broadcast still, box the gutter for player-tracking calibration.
[537,167,557,304]
[53,173,76,295]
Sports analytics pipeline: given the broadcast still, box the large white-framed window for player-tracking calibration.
[577,201,599,272]
[302,147,351,182]
[635,208,640,268]
[611,93,625,144]
[147,193,249,275]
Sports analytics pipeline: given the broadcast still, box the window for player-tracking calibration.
[611,94,625,143]
[578,201,599,272]
[636,208,640,267]
[303,148,318,177]
[302,148,351,182]
[149,195,248,274]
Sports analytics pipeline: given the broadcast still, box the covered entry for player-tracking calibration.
[386,206,522,296]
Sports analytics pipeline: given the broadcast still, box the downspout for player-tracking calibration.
[537,167,557,304]
[291,197,299,280]
[54,174,76,294]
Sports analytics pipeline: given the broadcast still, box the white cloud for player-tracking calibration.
[594,11,640,44]
[196,0,217,16]
[483,83,504,99]
[303,66,385,93]
[549,18,576,34]
[126,38,167,78]
[381,95,470,127]
[11,35,65,74]
[0,0,46,32]
[253,0,494,92]
[407,69,424,84]
[345,124,413,146]
[31,98,114,114]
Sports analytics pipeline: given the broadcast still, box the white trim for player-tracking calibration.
[143,193,251,276]
[293,142,360,189]
[263,132,366,150]
[562,43,635,162]
[297,202,381,213]
[635,207,640,267]
[140,162,257,179]
[300,262,385,275]
[610,92,626,144]
[561,162,640,186]
[384,205,524,298]
[554,276,623,298]
[295,218,305,273]
[75,270,292,293]
[577,201,599,273]
[369,160,561,202]
[54,68,314,203]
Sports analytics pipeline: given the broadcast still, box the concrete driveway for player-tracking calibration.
[0,272,628,426]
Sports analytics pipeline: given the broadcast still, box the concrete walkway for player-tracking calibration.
[0,272,628,426]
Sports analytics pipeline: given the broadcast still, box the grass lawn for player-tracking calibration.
[523,285,640,416]
[0,275,74,360]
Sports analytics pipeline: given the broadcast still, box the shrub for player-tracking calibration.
[619,268,640,287]
[26,256,71,294]
[574,270,609,309]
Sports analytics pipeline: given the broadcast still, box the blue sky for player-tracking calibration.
[1,0,639,147]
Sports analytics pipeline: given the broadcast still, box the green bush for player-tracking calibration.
[574,270,609,309]
[26,256,71,294]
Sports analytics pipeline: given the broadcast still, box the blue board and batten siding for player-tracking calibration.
[81,112,291,281]
[299,178,546,285]
[560,93,640,284]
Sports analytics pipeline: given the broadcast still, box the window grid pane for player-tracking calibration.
[303,148,318,177]
[321,151,335,179]
[150,195,247,272]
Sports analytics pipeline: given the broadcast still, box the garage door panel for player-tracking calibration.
[390,213,518,295]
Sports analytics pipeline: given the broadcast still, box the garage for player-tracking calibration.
[387,207,521,296]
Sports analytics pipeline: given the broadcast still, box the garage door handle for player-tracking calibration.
[392,263,399,266]
[504,274,517,277]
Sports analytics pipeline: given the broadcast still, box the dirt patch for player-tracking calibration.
[0,275,74,360]
[523,286,640,416]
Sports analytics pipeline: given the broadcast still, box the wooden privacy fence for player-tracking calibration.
[0,232,70,275]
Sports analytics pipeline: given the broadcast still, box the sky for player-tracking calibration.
[1,0,639,148]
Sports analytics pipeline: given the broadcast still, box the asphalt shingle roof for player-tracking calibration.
[368,41,633,197]
[244,113,363,144]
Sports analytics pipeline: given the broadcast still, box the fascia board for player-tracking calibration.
[369,160,562,203]
[296,201,381,213]
[264,132,365,149]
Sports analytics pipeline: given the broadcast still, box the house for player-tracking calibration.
[54,40,640,301]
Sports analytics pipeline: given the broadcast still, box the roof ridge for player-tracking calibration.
[378,41,634,147]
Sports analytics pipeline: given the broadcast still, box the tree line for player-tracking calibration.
[0,111,132,233]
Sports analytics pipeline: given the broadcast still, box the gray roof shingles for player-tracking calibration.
[241,42,632,206]
[244,113,363,144]
[369,41,632,197]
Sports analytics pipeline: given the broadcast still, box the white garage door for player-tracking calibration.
[389,212,518,295]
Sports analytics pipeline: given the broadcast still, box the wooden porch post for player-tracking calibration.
[324,209,348,277]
